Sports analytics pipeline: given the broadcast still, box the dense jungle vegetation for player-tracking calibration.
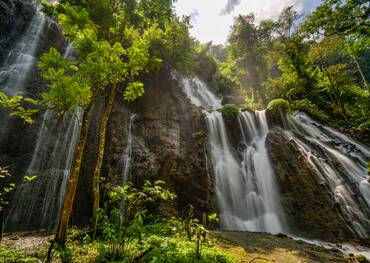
[0,0,369,262]
[199,1,370,131]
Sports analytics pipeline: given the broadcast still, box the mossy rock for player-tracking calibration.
[218,104,240,119]
[267,99,291,114]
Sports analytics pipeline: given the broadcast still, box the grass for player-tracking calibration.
[0,247,40,263]
[0,219,243,262]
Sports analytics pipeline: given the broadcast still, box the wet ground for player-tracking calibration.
[212,231,370,263]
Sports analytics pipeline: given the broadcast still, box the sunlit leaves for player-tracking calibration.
[41,0,57,17]
[124,82,144,101]
[97,180,176,257]
[80,41,127,88]
[0,166,13,211]
[39,48,92,113]
[0,92,38,124]
[303,0,370,37]
[24,175,38,182]
[38,47,70,71]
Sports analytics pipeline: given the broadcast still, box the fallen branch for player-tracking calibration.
[249,256,271,263]
[133,247,154,262]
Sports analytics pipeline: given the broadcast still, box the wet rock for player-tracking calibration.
[72,68,211,226]
[0,0,35,54]
[266,128,352,240]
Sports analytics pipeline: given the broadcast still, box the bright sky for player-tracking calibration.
[175,0,322,44]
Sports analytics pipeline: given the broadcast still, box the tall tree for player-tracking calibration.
[40,0,194,245]
[303,0,370,37]
[228,14,270,103]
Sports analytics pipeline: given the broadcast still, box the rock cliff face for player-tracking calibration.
[0,0,35,53]
[266,129,352,240]
[72,68,212,226]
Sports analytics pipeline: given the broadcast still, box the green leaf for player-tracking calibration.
[24,175,38,183]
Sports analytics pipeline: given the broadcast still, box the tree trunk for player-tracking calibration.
[0,209,3,242]
[91,86,116,240]
[55,95,97,245]
[352,54,369,93]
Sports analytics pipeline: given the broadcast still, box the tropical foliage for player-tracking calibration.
[206,2,369,130]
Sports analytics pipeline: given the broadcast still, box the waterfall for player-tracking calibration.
[286,112,370,237]
[172,71,221,110]
[6,108,82,231]
[0,2,46,142]
[0,4,45,97]
[5,46,83,232]
[177,74,287,234]
[234,111,287,233]
[205,110,287,233]
[177,74,370,238]
[121,114,136,185]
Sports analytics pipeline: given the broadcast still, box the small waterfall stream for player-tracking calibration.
[6,108,82,231]
[121,113,136,185]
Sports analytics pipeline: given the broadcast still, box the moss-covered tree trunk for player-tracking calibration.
[55,95,97,245]
[0,209,3,242]
[91,86,116,240]
[352,54,369,93]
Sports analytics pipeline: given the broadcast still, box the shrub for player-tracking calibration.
[267,99,291,113]
[96,180,176,262]
[0,248,39,263]
[218,104,240,118]
[243,97,264,111]
[293,99,329,122]
[357,119,370,131]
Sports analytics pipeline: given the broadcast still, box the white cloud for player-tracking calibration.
[175,0,320,44]
[220,0,241,15]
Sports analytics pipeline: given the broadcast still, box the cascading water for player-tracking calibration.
[6,108,82,231]
[5,46,83,232]
[172,72,221,110]
[121,114,136,185]
[233,111,287,233]
[177,74,370,240]
[286,112,370,237]
[177,74,287,234]
[0,3,45,97]
[0,2,47,142]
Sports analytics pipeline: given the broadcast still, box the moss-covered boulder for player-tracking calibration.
[218,104,240,119]
[267,99,291,114]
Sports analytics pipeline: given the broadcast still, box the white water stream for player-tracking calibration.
[286,112,370,237]
[177,75,287,234]
[121,114,136,185]
[0,3,45,96]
